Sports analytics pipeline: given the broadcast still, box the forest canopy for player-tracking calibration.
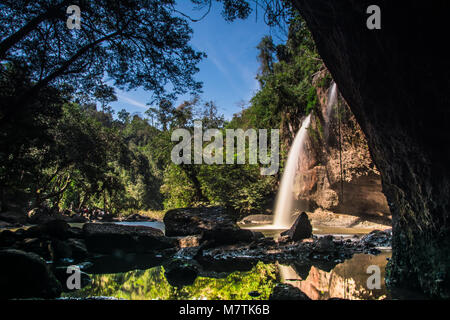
[0,1,323,218]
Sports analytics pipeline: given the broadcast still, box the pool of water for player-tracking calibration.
[63,250,402,300]
[4,221,420,299]
[241,223,377,240]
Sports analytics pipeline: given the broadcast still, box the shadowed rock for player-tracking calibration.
[280,212,313,241]
[163,206,235,237]
[83,223,177,254]
[0,249,62,299]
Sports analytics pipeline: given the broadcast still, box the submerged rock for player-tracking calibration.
[83,223,177,254]
[0,249,62,299]
[280,212,313,241]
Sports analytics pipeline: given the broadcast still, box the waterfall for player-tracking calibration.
[326,82,338,121]
[324,82,338,139]
[272,114,312,228]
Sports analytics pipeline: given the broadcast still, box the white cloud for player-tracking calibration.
[117,94,148,109]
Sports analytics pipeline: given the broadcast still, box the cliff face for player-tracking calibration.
[291,78,390,226]
[291,0,450,297]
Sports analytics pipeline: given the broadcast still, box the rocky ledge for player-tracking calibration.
[83,223,177,254]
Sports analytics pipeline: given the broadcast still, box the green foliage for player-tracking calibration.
[64,262,279,300]
[161,164,197,209]
[232,15,322,147]
[198,163,276,214]
[1,7,324,218]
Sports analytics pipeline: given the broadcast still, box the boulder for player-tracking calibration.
[269,284,311,300]
[67,238,89,260]
[280,212,313,241]
[0,249,62,299]
[163,206,235,237]
[83,223,177,254]
[67,227,84,239]
[18,238,52,260]
[25,220,70,240]
[42,220,71,240]
[49,239,73,261]
[202,226,261,247]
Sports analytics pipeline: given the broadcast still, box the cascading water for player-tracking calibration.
[324,82,338,140]
[326,82,338,121]
[272,114,312,228]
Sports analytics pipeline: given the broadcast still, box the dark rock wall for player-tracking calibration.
[291,0,450,297]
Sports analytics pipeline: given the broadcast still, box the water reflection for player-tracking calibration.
[279,252,391,300]
[64,251,394,300]
[64,262,278,300]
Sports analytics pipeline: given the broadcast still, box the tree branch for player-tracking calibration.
[0,0,71,58]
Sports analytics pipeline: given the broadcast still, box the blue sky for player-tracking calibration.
[109,2,279,120]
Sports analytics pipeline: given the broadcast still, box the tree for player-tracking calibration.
[118,109,131,124]
[0,63,68,210]
[256,35,276,86]
[0,0,206,110]
[0,0,256,107]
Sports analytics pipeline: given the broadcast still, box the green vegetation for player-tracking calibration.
[64,262,278,300]
[1,3,324,219]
